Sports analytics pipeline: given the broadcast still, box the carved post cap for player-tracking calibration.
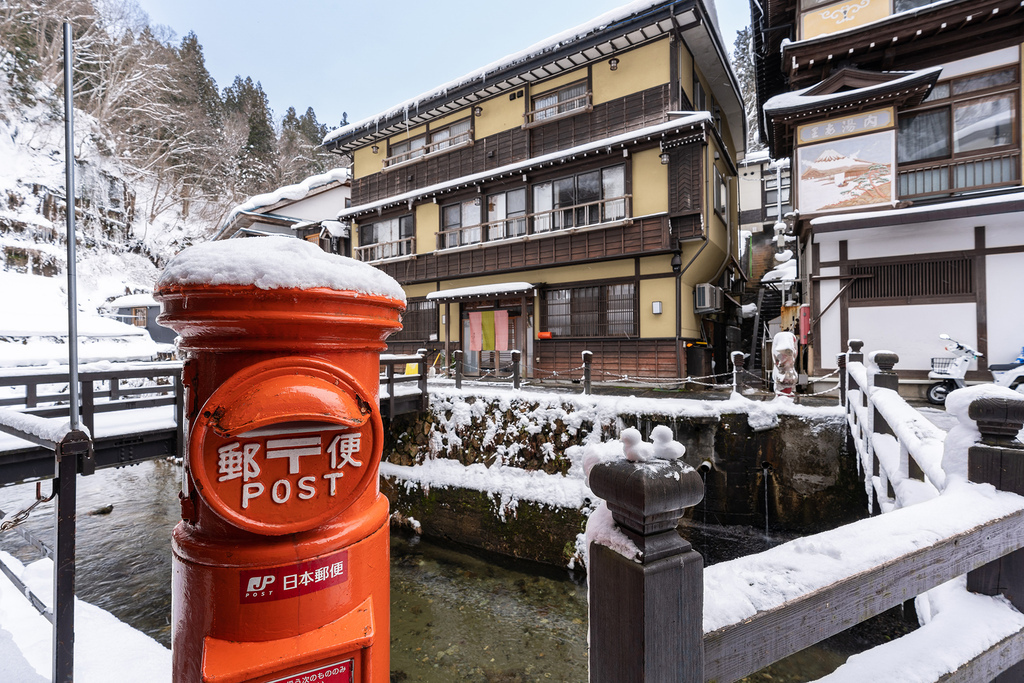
[582,350,593,359]
[837,353,847,367]
[873,352,899,373]
[731,351,746,369]
[589,459,704,563]
[969,396,1024,443]
[848,339,864,353]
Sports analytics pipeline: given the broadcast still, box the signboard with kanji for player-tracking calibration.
[192,420,376,534]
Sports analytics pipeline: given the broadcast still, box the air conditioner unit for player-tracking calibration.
[694,284,723,314]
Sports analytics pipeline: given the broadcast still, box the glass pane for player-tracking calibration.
[546,289,571,336]
[923,82,950,103]
[559,82,587,113]
[606,284,634,336]
[894,0,938,12]
[534,93,557,120]
[953,68,1016,96]
[507,188,526,215]
[572,287,600,336]
[898,108,950,163]
[462,200,480,244]
[954,94,1014,153]
[533,183,552,232]
[554,177,575,229]
[442,204,461,229]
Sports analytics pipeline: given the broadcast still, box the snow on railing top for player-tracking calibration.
[156,236,406,302]
[0,407,86,443]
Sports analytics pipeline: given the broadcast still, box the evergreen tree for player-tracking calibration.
[731,26,763,153]
[223,76,278,194]
[277,105,333,185]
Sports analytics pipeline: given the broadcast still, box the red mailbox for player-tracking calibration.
[155,238,405,683]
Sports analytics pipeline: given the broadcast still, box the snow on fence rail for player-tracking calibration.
[589,349,1024,682]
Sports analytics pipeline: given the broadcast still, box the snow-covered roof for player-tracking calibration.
[339,113,712,220]
[427,282,535,302]
[107,293,157,309]
[764,67,942,117]
[810,187,1024,229]
[216,167,350,239]
[323,0,743,156]
[155,236,406,302]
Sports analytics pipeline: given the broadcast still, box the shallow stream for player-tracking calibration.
[0,461,911,682]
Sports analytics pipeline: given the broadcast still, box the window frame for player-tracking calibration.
[540,281,638,338]
[898,65,1019,165]
[355,214,415,262]
[524,80,592,128]
[383,117,475,170]
[530,164,628,233]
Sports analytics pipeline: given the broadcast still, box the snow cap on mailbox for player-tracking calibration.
[155,237,406,535]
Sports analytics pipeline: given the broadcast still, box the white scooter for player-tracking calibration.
[927,334,1024,405]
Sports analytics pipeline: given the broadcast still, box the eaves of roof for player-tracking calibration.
[323,0,745,159]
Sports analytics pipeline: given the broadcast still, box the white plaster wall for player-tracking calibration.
[847,303,978,372]
[985,213,1024,249]
[986,253,1024,364]
[817,238,840,263]
[818,267,841,369]
[843,221,973,260]
[281,186,351,221]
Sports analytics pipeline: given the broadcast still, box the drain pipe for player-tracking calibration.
[675,230,708,378]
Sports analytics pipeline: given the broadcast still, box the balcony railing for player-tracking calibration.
[354,236,415,263]
[435,195,631,250]
[523,91,593,128]
[897,150,1021,200]
[382,130,474,171]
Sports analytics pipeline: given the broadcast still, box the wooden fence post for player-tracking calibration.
[416,348,429,411]
[587,458,705,682]
[511,350,521,390]
[967,394,1024,682]
[454,350,463,390]
[582,350,593,395]
[837,352,847,406]
[731,351,746,393]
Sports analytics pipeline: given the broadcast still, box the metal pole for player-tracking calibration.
[55,23,78,683]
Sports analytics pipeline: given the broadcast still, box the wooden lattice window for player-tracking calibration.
[849,257,973,301]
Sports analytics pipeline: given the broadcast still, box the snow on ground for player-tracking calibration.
[0,272,166,368]
[0,553,170,682]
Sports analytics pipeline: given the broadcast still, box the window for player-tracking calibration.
[849,257,973,301]
[764,169,792,221]
[487,188,527,240]
[542,283,636,337]
[440,199,481,248]
[897,66,1019,197]
[384,119,473,169]
[692,72,707,112]
[526,81,590,126]
[391,299,438,342]
[131,307,147,327]
[431,119,472,151]
[356,215,414,261]
[532,165,626,232]
[713,167,729,221]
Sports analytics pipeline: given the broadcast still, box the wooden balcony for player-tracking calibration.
[435,196,632,250]
[523,91,593,128]
[897,149,1020,200]
[354,236,416,263]
[382,130,474,171]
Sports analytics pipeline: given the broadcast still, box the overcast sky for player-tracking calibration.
[135,0,751,131]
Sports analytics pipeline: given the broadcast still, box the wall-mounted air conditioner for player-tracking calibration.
[694,283,723,314]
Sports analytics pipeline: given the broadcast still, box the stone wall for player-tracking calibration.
[382,388,865,568]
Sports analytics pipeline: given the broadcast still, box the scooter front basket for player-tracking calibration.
[931,357,955,372]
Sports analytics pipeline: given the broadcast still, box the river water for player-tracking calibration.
[0,461,908,682]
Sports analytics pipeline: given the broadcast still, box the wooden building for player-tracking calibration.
[753,0,1024,384]
[323,0,747,380]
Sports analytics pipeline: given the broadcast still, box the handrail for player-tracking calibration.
[382,130,474,170]
[523,91,593,128]
[897,149,1020,199]
[434,195,632,250]
[354,236,416,263]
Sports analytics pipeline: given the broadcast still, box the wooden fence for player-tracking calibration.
[590,339,1024,682]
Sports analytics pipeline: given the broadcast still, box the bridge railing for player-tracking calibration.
[379,351,429,419]
[839,341,948,514]
[0,361,184,442]
[590,372,1024,681]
